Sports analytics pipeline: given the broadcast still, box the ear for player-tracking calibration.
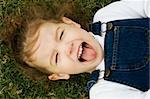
[48,73,70,80]
[62,17,81,28]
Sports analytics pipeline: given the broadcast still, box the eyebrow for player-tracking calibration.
[49,27,60,67]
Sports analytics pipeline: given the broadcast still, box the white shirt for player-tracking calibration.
[90,0,150,99]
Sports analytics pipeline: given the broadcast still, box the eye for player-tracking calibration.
[55,53,58,64]
[59,31,64,40]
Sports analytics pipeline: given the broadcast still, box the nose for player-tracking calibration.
[56,41,72,56]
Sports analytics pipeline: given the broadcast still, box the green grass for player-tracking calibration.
[0,0,113,98]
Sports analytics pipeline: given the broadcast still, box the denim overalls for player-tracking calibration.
[87,18,150,92]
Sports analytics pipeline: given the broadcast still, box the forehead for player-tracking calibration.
[29,22,57,68]
[40,22,58,32]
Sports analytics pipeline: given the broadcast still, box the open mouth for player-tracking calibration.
[77,42,96,63]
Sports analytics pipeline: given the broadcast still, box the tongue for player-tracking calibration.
[81,47,96,61]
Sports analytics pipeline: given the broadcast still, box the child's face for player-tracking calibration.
[27,17,103,80]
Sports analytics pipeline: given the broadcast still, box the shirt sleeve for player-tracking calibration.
[144,90,150,99]
[90,79,148,99]
[93,0,150,23]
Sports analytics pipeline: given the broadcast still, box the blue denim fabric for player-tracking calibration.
[86,70,100,92]
[89,21,102,36]
[87,18,150,92]
[104,18,150,92]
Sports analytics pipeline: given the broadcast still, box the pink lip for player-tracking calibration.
[75,42,82,61]
[67,41,82,62]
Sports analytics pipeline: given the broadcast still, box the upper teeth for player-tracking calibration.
[78,44,83,59]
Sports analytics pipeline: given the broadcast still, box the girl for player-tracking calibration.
[11,0,150,98]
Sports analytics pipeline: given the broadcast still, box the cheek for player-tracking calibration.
[67,29,88,39]
[59,56,78,70]
[59,55,74,67]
